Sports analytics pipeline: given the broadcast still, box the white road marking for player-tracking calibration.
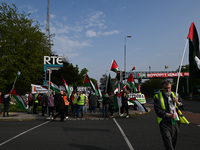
[113,118,134,150]
[0,121,50,147]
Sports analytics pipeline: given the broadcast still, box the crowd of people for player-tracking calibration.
[0,88,131,121]
[24,89,131,121]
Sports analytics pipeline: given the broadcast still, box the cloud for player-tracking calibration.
[86,30,97,37]
[52,35,92,57]
[50,14,56,19]
[84,11,107,29]
[19,5,38,14]
[62,16,67,21]
[100,30,120,36]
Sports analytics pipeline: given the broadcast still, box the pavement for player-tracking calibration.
[0,107,151,121]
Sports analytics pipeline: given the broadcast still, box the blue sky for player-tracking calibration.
[4,0,200,83]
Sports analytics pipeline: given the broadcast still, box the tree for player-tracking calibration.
[100,74,108,91]
[0,3,51,94]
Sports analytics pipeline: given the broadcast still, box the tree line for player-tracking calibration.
[0,3,96,95]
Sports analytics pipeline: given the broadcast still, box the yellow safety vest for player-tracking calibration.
[73,95,77,104]
[35,94,39,103]
[77,95,85,105]
[154,92,189,125]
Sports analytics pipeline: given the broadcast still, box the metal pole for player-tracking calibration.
[118,81,121,116]
[124,36,131,85]
[48,69,51,97]
[124,37,126,81]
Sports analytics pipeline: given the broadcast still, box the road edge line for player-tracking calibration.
[113,118,134,150]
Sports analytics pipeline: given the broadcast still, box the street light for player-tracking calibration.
[124,35,132,83]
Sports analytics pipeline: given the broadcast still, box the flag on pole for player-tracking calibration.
[83,74,98,95]
[188,22,200,78]
[50,82,60,93]
[113,90,123,109]
[10,88,27,110]
[95,82,102,98]
[165,65,169,69]
[132,67,136,70]
[110,60,119,73]
[106,74,114,95]
[62,78,70,96]
[127,73,138,93]
[149,66,151,70]
[17,70,21,78]
[114,85,126,94]
[128,97,148,112]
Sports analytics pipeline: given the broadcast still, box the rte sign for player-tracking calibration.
[44,56,63,65]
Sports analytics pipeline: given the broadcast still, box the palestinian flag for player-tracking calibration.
[128,97,148,112]
[114,85,126,94]
[83,74,98,95]
[62,78,70,96]
[17,70,21,78]
[95,82,102,98]
[127,73,138,93]
[113,90,123,108]
[106,74,114,95]
[149,66,151,70]
[110,60,119,73]
[10,88,27,110]
[132,67,136,70]
[50,82,60,93]
[188,22,200,78]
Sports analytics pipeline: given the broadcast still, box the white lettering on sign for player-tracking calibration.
[44,56,63,65]
[128,93,145,99]
[147,72,189,78]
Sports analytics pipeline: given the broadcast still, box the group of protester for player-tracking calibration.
[0,88,131,120]
[24,88,132,121]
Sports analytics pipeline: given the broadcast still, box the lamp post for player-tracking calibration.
[124,35,131,83]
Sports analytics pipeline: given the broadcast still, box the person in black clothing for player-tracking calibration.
[102,92,110,118]
[2,92,11,117]
[41,91,48,116]
[120,90,129,118]
[53,90,65,122]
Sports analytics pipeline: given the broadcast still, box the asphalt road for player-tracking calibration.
[0,108,200,150]
[182,100,200,114]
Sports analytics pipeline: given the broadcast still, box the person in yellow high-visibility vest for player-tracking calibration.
[77,91,85,119]
[33,91,39,114]
[73,91,79,117]
[154,79,189,150]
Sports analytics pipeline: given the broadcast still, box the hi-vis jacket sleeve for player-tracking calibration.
[154,96,166,119]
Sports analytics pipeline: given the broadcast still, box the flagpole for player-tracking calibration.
[11,76,17,92]
[175,39,188,97]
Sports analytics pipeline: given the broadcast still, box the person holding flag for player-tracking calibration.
[2,92,11,117]
[154,79,188,150]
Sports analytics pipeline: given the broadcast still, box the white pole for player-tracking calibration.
[175,40,188,97]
